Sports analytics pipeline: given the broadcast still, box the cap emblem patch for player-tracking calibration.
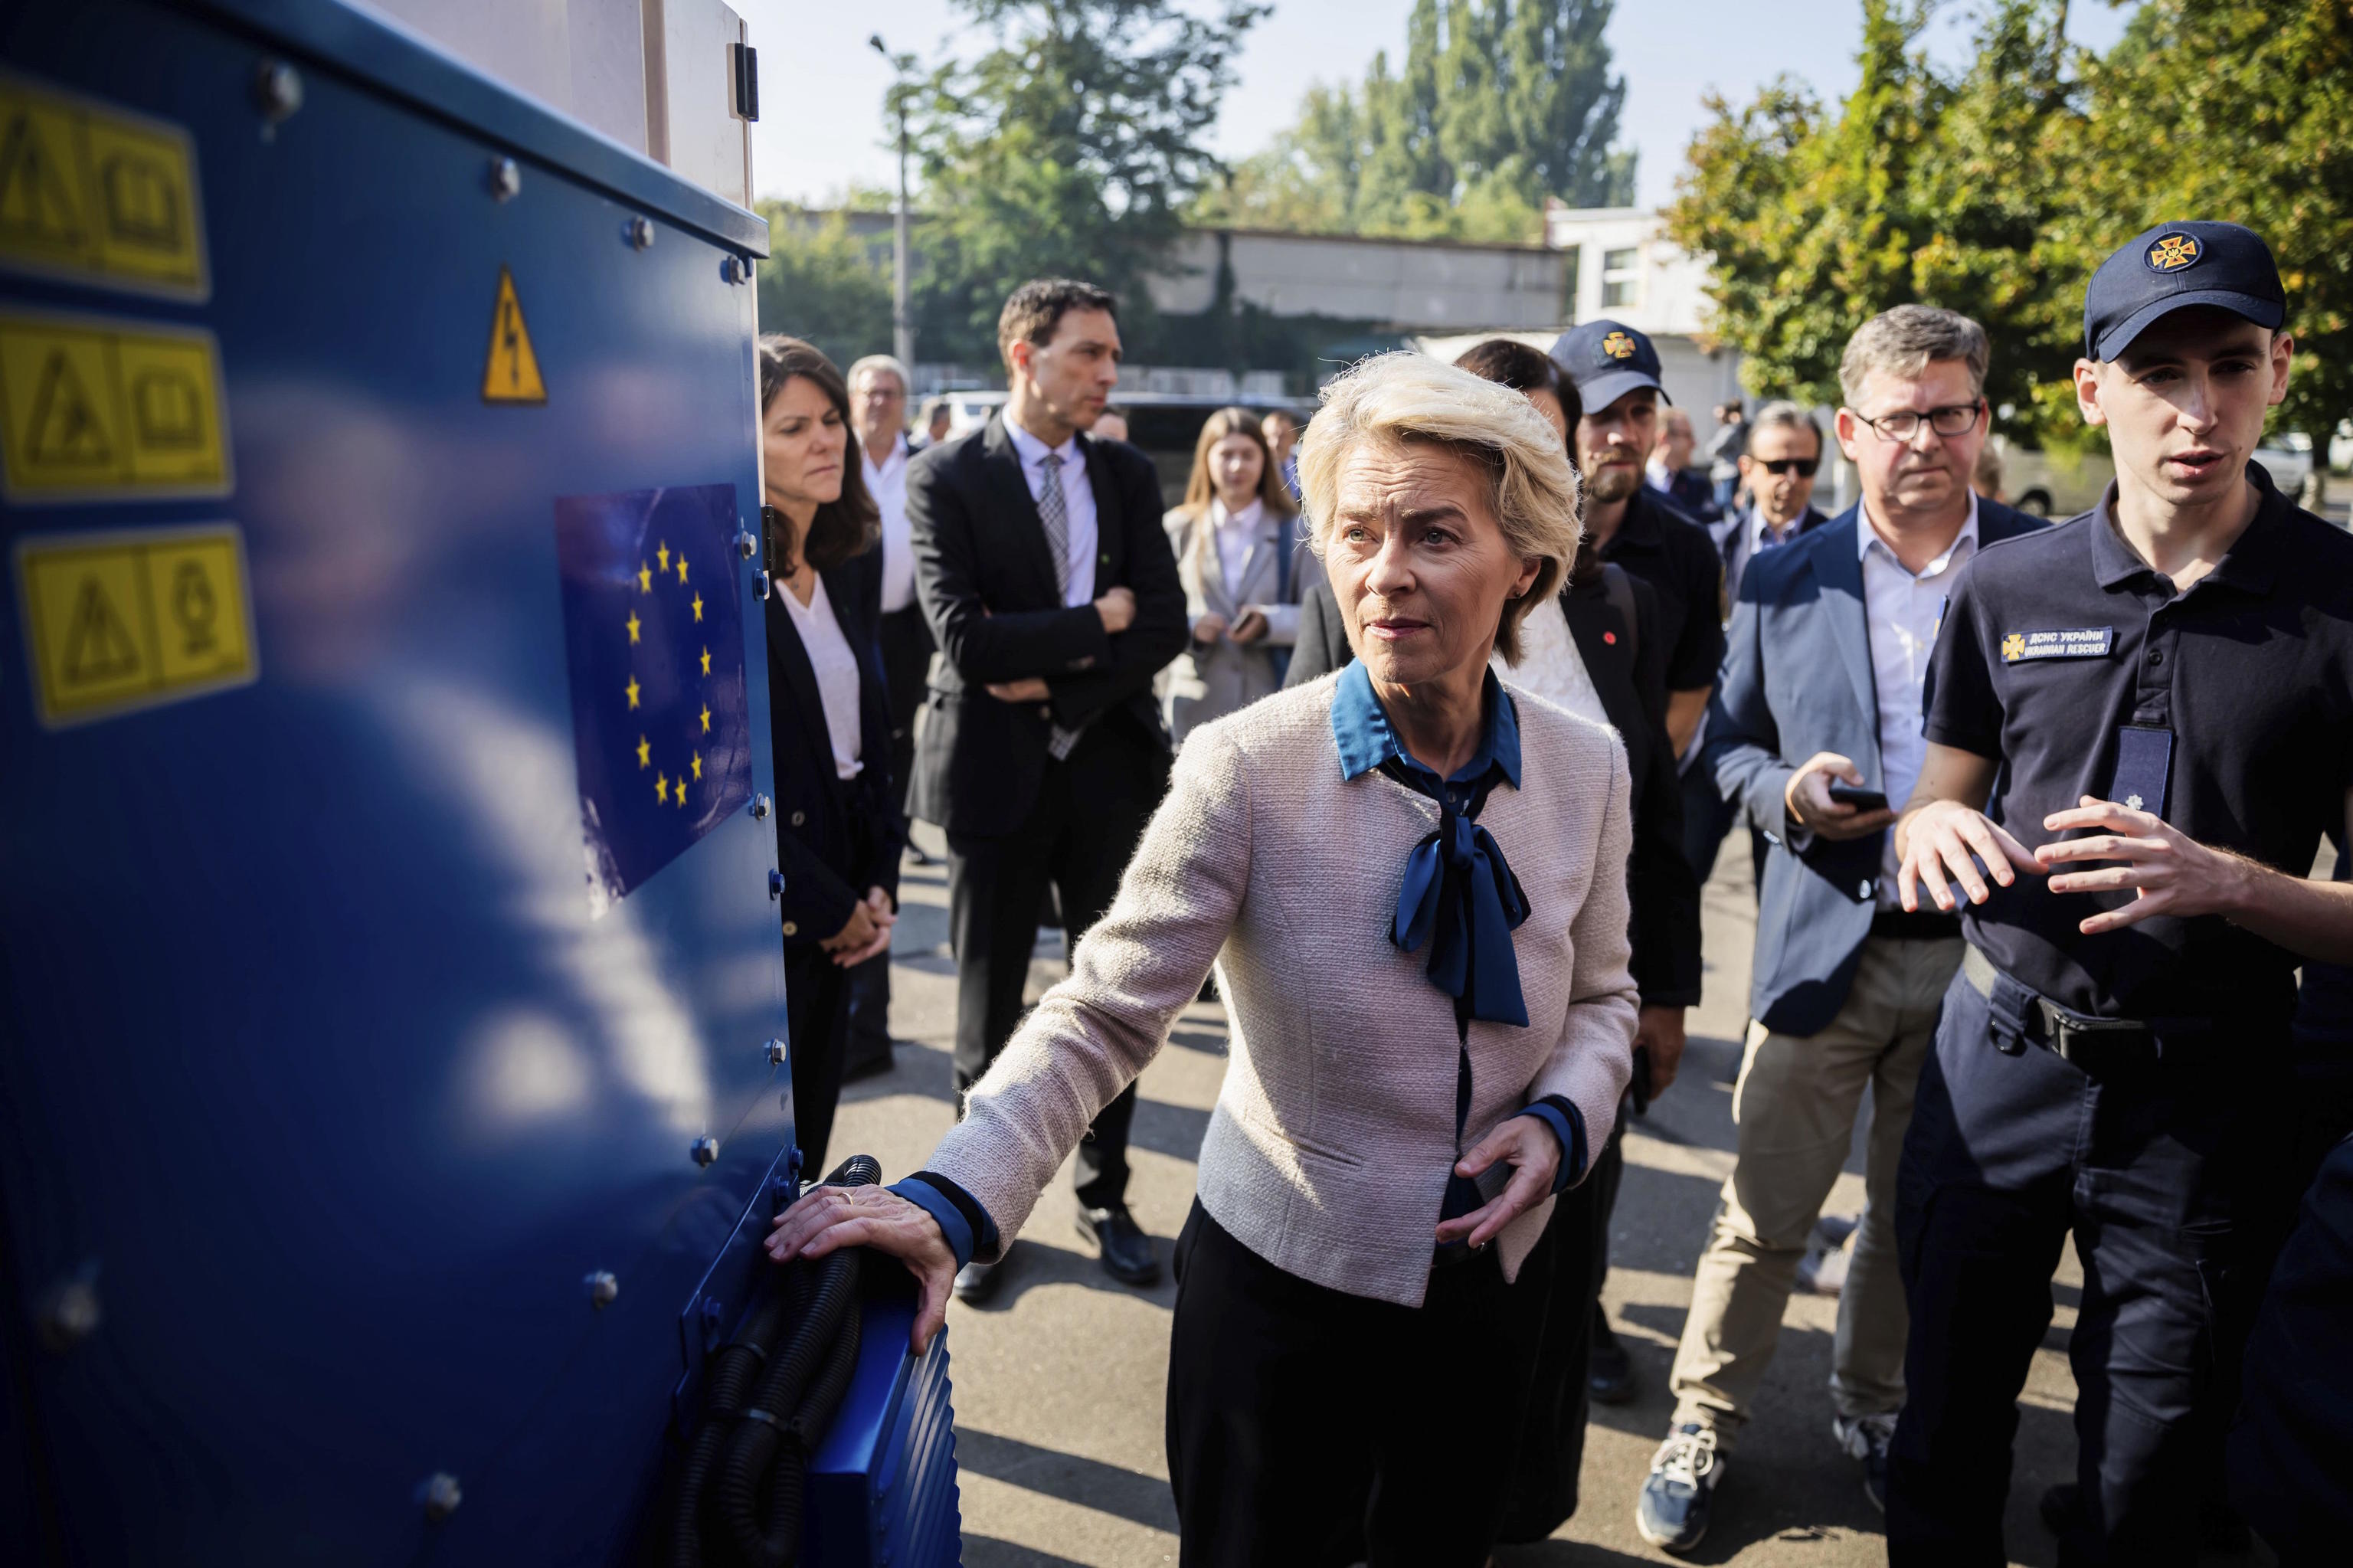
[1601,330,1637,361]
[2145,233,2201,274]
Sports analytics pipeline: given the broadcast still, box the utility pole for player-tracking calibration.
[869,35,915,372]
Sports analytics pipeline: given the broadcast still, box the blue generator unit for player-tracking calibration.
[0,1,961,1561]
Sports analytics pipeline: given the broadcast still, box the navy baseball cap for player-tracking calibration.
[1550,319,1671,412]
[2083,221,2286,362]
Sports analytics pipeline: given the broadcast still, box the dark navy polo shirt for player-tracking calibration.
[1922,466,2353,1021]
[1601,489,1726,696]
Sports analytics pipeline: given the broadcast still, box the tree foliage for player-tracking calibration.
[754,202,895,370]
[905,0,1267,362]
[1196,0,1635,245]
[1671,0,2353,444]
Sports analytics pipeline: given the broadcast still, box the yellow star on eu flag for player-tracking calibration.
[700,703,712,734]
[692,592,704,623]
[657,541,670,574]
[637,735,650,769]
[692,752,703,781]
[626,676,641,709]
[676,557,689,585]
[638,563,652,594]
[700,646,712,676]
[656,772,669,804]
[627,611,642,645]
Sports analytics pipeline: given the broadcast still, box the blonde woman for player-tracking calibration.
[1160,405,1312,743]
[770,354,1636,1564]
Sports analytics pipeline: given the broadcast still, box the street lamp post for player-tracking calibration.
[869,34,914,372]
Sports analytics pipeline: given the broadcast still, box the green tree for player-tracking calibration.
[905,0,1268,364]
[753,201,895,369]
[2067,0,2352,440]
[1197,0,1635,245]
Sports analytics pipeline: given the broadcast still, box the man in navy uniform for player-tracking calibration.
[1887,221,2353,1564]
[1636,308,2042,1553]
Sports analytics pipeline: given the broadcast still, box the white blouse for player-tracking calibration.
[1497,595,1609,729]
[778,573,864,780]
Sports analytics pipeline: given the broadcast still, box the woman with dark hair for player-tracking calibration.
[1160,404,1312,742]
[758,333,903,1177]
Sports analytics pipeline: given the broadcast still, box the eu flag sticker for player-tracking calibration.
[554,484,753,915]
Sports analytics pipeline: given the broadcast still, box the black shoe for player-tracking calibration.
[2040,1481,2252,1553]
[1075,1203,1162,1286]
[1589,1311,1637,1405]
[952,1258,1002,1304]
[1832,1412,1897,1513]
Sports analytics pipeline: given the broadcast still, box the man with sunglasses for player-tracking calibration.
[1887,223,2353,1564]
[1720,401,1833,610]
[1636,306,2044,1553]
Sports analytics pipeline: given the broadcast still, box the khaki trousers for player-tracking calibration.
[1667,935,1962,1444]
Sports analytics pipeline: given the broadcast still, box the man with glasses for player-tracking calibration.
[1637,306,2043,1553]
[1721,401,1832,609]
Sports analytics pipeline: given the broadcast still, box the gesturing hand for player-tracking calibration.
[2037,795,2258,935]
[767,1183,958,1354]
[1785,751,1899,843]
[1435,1115,1562,1250]
[1899,798,2048,912]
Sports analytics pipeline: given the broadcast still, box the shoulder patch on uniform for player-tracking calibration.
[2001,627,2114,663]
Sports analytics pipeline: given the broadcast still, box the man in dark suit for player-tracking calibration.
[1635,306,2042,1554]
[905,278,1188,1301]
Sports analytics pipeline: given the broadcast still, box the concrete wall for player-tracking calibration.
[1148,228,1569,331]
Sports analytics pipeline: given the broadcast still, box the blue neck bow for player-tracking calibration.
[1388,760,1530,1027]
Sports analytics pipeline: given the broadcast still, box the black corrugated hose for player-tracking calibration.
[669,1153,879,1568]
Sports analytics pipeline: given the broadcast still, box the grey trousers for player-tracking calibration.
[1667,935,1961,1443]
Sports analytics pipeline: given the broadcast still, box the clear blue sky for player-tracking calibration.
[741,1,2137,211]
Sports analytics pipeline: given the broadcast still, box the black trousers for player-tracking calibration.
[1497,1124,1614,1542]
[1166,1202,1556,1567]
[945,724,1166,1210]
[1888,961,2267,1567]
[782,942,853,1181]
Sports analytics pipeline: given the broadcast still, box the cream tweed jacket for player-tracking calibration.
[928,673,1639,1308]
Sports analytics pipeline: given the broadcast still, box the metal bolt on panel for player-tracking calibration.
[750,794,771,820]
[253,60,303,122]
[627,216,655,250]
[765,1038,786,1066]
[736,529,758,559]
[584,1270,619,1309]
[691,1134,719,1167]
[769,869,784,900]
[487,157,520,201]
[417,1472,462,1521]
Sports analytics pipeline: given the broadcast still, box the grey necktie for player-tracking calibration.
[1036,449,1072,598]
[1035,448,1085,760]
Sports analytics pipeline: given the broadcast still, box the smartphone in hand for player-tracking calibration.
[1828,781,1889,812]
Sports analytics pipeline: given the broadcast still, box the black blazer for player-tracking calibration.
[767,545,904,949]
[1281,566,1701,1007]
[905,414,1189,836]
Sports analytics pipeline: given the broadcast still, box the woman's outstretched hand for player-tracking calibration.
[1435,1115,1562,1250]
[767,1183,959,1354]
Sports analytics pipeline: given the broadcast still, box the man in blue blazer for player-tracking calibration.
[1635,306,2044,1554]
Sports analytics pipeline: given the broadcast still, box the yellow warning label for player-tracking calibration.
[0,309,230,502]
[16,522,256,727]
[482,266,546,404]
[0,72,208,300]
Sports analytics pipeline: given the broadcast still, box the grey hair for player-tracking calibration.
[1838,305,1990,408]
[846,354,911,394]
[1298,352,1582,666]
[1749,398,1824,453]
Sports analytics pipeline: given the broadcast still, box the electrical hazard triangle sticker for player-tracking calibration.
[481,265,546,404]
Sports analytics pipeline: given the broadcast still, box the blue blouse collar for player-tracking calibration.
[1330,660,1522,792]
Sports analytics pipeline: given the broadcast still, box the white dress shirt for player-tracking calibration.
[1209,496,1264,594]
[864,434,915,613]
[777,572,864,781]
[1496,597,1609,729]
[1860,493,1978,903]
[1003,415,1098,607]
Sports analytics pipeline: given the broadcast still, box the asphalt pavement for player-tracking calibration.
[829,826,2273,1567]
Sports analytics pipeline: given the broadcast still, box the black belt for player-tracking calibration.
[1959,947,2215,1071]
[1870,908,1962,942]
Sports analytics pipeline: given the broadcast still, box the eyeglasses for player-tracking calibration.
[1755,457,1819,477]
[1851,401,1985,442]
